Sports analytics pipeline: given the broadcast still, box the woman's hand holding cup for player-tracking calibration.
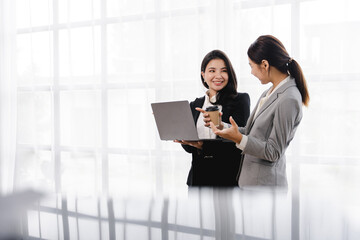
[195,107,223,129]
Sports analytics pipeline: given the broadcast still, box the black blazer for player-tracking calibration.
[182,92,250,186]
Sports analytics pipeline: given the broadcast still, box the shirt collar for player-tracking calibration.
[266,75,291,98]
[206,90,217,104]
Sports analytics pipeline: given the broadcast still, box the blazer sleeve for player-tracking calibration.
[223,93,250,135]
[243,95,302,162]
[238,126,246,135]
[228,93,250,127]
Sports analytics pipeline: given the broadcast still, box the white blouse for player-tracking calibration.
[196,93,222,139]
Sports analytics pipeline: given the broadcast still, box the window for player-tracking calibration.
[7,0,360,238]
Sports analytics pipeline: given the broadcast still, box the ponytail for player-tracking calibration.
[288,59,310,106]
[248,35,310,107]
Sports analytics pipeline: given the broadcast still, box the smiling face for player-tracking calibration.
[201,58,229,97]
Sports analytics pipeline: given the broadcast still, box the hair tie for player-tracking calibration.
[286,58,293,68]
[285,58,293,75]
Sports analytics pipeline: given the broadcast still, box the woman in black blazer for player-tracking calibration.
[176,50,250,186]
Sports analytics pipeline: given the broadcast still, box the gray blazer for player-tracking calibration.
[238,78,302,187]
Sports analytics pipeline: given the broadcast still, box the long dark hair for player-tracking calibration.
[200,50,238,105]
[247,35,309,106]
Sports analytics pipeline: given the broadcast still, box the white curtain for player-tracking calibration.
[1,0,360,197]
[0,0,17,194]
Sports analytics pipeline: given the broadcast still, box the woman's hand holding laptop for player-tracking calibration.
[174,139,203,149]
[174,107,224,149]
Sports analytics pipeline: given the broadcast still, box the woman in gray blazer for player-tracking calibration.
[210,35,310,187]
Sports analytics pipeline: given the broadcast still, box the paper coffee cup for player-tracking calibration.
[205,105,220,127]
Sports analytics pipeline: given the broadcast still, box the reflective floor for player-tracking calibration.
[1,184,360,240]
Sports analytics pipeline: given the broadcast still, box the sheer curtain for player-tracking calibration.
[0,0,17,194]
[1,0,360,198]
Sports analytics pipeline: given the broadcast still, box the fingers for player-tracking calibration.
[175,140,193,145]
[181,140,190,145]
[174,140,191,147]
[174,140,189,144]
[204,117,211,127]
[196,107,223,128]
[209,122,221,135]
[195,108,211,126]
[177,140,203,149]
[195,107,206,113]
[229,116,238,128]
[195,107,210,118]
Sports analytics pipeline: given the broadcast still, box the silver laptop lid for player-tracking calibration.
[151,100,200,141]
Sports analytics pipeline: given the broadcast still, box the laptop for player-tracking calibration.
[151,100,209,141]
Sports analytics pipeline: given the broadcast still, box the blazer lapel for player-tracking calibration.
[252,91,279,123]
[245,93,265,134]
[193,97,205,123]
[246,79,297,133]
